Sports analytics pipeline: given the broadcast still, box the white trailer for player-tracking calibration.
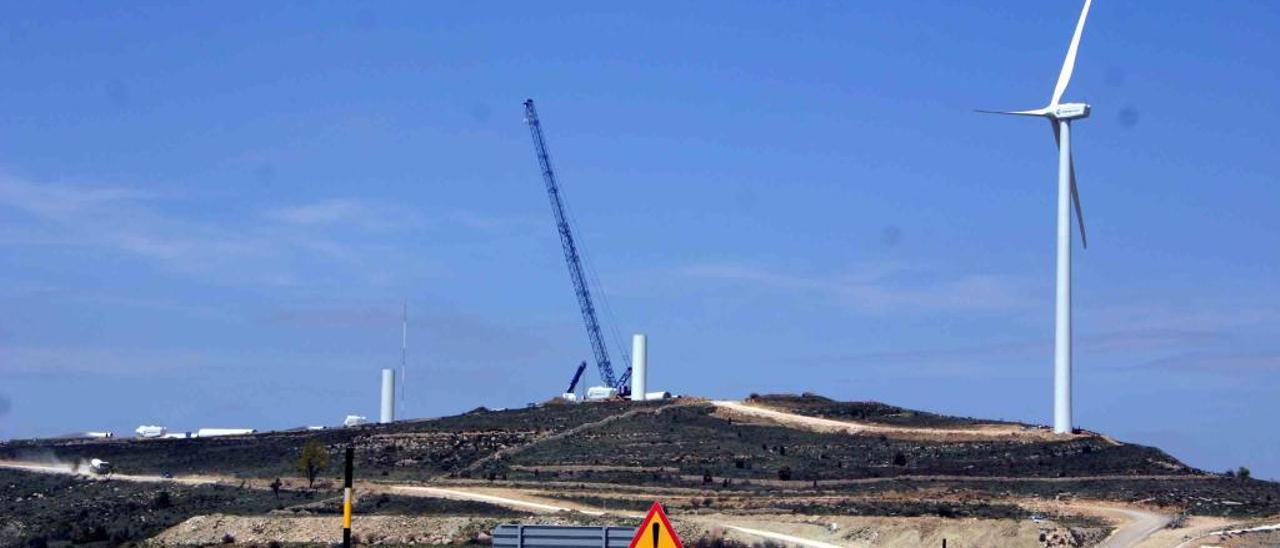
[196,428,256,438]
[135,425,167,438]
[585,386,618,401]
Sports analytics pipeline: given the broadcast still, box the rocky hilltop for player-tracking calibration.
[3,394,1278,547]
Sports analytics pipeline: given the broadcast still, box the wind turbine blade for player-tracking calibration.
[975,107,1052,117]
[1051,121,1088,249]
[1070,163,1087,249]
[1050,0,1093,106]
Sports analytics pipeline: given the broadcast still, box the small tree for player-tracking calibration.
[152,490,173,509]
[777,466,793,481]
[1237,466,1251,480]
[892,452,908,467]
[296,439,330,489]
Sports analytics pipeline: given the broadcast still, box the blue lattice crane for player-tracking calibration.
[523,99,631,396]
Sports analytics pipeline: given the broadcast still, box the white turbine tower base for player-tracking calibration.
[980,0,1094,435]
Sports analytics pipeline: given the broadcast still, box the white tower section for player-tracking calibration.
[380,368,395,424]
[1054,120,1073,434]
[630,334,647,401]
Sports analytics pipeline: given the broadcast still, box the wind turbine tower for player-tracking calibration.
[981,0,1095,434]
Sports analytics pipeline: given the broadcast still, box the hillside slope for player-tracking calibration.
[4,394,1278,522]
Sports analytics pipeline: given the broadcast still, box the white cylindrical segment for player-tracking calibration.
[1054,119,1073,435]
[380,368,396,424]
[630,334,647,401]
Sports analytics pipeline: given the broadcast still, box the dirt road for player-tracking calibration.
[720,525,845,548]
[2,460,842,547]
[0,459,220,486]
[0,459,1219,548]
[711,400,1070,442]
[391,485,852,548]
[391,485,609,516]
[1093,507,1173,548]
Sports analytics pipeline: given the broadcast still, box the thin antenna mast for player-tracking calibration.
[400,299,407,418]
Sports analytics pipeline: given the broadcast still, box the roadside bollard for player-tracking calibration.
[343,446,354,548]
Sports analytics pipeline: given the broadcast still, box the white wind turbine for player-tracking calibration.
[980,0,1094,434]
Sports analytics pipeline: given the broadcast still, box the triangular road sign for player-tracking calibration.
[628,502,683,548]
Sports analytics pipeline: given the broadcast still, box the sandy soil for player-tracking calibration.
[1208,530,1280,547]
[712,400,1081,443]
[1167,520,1280,548]
[700,512,1069,548]
[146,514,489,545]
[1,458,1257,547]
[390,485,612,516]
[1094,507,1172,548]
[386,483,1079,547]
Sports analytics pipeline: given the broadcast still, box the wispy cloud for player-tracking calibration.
[1136,351,1280,372]
[265,198,421,230]
[1090,303,1280,334]
[0,176,252,268]
[0,177,150,220]
[679,260,1038,312]
[0,175,504,288]
[794,328,1225,369]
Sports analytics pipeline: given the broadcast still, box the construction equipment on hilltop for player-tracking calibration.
[523,99,632,397]
[564,361,589,399]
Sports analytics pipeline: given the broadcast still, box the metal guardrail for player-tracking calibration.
[493,524,638,548]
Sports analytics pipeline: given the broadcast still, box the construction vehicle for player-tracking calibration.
[88,458,113,476]
[523,99,631,397]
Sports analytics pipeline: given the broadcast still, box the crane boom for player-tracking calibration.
[523,99,629,394]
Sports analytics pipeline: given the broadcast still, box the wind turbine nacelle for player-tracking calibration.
[1053,103,1091,120]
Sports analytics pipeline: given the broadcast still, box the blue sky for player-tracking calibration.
[2,2,1278,478]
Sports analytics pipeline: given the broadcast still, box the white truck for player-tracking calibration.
[88,458,113,475]
[135,425,167,438]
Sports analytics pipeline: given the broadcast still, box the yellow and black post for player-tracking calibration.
[342,446,354,548]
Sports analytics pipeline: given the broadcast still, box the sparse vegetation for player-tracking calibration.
[504,404,1189,483]
[0,467,531,546]
[152,490,172,509]
[3,391,1278,547]
[0,468,315,546]
[297,438,330,489]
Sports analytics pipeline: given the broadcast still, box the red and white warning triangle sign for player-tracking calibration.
[629,502,683,548]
